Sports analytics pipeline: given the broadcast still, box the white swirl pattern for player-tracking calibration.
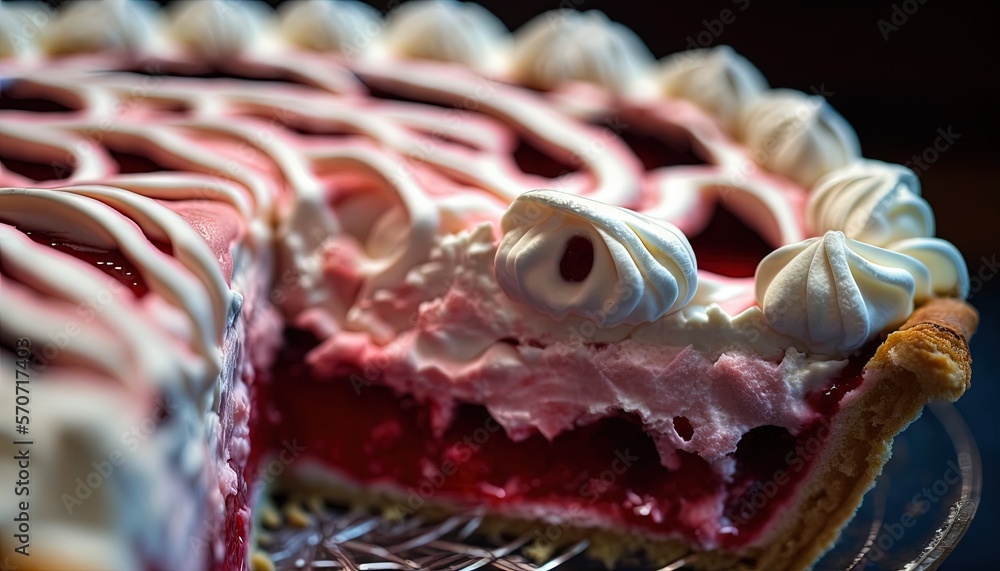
[496,190,698,326]
[740,89,861,187]
[661,45,768,131]
[0,1,973,568]
[808,160,934,246]
[755,231,930,354]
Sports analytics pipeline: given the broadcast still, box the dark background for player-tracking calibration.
[69,0,1000,567]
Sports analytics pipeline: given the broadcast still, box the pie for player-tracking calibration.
[0,1,977,570]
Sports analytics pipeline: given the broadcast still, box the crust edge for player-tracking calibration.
[750,298,978,571]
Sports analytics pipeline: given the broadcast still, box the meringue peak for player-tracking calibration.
[660,45,768,132]
[755,231,924,354]
[808,160,933,246]
[495,190,698,327]
[741,89,860,188]
[510,10,654,93]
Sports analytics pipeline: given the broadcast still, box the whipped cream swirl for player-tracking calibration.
[808,160,934,246]
[510,10,654,93]
[495,190,698,326]
[804,161,968,301]
[41,0,157,56]
[168,0,270,60]
[660,45,768,132]
[278,0,381,55]
[0,2,52,59]
[755,231,927,354]
[890,237,970,301]
[741,89,860,187]
[380,0,509,70]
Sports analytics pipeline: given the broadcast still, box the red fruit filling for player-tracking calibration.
[245,328,870,563]
[596,119,707,171]
[0,154,74,182]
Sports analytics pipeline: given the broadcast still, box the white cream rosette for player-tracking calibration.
[660,45,768,132]
[278,0,382,54]
[741,89,860,187]
[380,0,509,70]
[807,160,933,246]
[755,230,929,354]
[510,10,653,93]
[495,190,698,326]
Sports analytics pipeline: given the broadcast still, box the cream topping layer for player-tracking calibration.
[807,160,933,246]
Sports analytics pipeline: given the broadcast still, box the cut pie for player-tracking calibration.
[0,1,976,571]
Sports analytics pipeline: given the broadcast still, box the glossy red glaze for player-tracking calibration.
[22,231,154,297]
[687,205,775,278]
[805,343,872,416]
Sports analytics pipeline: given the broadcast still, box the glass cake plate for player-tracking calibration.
[257,402,981,571]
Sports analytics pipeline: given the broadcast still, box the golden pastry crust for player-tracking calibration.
[749,298,978,571]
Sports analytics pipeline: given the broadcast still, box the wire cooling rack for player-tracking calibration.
[254,501,689,571]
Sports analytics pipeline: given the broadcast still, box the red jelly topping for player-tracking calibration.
[600,120,707,170]
[0,84,79,113]
[0,155,73,182]
[688,205,775,278]
[108,148,177,175]
[248,329,872,553]
[805,343,873,416]
[22,231,157,297]
[513,136,581,178]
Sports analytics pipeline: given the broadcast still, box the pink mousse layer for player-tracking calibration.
[304,285,823,479]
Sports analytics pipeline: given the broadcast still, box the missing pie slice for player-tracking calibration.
[0,2,977,571]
